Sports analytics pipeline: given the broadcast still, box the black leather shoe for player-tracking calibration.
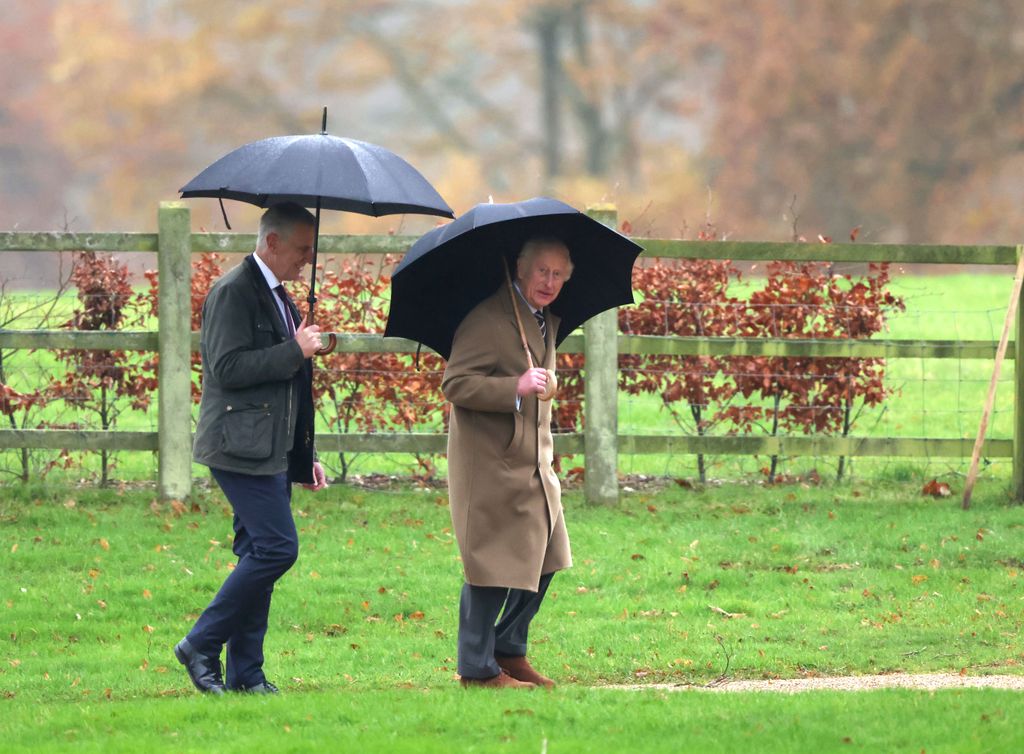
[174,638,226,695]
[231,680,280,694]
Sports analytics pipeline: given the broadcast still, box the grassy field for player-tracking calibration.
[3,480,1024,751]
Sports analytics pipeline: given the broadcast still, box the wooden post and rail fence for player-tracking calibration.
[0,202,1021,504]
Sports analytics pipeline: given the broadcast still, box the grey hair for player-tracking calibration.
[257,202,316,249]
[517,237,574,277]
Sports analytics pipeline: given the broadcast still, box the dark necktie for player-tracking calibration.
[274,285,295,337]
[533,309,546,340]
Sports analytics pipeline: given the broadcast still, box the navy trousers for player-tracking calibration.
[185,468,298,688]
[457,572,554,679]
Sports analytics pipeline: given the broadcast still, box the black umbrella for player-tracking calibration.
[385,196,643,360]
[180,107,453,352]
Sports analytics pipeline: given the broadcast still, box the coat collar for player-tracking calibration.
[241,254,294,338]
[498,283,556,367]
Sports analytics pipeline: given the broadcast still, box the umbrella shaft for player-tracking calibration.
[307,199,323,323]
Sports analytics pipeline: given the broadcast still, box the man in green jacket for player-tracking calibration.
[175,202,328,695]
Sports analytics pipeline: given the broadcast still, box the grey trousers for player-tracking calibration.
[457,572,554,679]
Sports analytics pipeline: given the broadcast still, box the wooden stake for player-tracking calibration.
[962,248,1024,509]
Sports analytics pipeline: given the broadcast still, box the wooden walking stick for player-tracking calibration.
[962,246,1024,509]
[504,258,556,401]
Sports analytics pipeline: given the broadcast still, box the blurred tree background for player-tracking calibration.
[4,0,1024,269]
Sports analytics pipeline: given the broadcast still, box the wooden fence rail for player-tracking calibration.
[1,202,1021,503]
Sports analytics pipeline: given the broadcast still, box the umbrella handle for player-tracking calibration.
[503,259,555,402]
[304,299,337,356]
[538,369,557,401]
[316,333,337,356]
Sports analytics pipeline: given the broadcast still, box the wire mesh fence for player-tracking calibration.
[0,262,1015,489]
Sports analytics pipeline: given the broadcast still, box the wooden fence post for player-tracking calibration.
[583,204,620,505]
[1015,244,1024,503]
[157,202,193,501]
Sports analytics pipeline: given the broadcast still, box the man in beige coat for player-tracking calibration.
[442,238,573,689]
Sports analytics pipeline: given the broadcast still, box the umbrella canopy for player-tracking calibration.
[180,108,453,353]
[385,196,643,360]
[180,132,453,219]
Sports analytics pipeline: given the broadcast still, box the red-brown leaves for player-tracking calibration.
[922,479,952,498]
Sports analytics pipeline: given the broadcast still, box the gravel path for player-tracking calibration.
[610,674,1024,693]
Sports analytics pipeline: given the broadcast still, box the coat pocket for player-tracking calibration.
[220,404,274,460]
[503,410,524,456]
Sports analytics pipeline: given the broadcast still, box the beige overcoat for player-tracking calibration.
[442,286,572,591]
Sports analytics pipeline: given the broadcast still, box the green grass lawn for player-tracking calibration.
[3,481,1024,751]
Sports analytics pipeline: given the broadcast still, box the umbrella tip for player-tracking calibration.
[321,106,328,134]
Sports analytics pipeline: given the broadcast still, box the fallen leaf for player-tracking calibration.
[709,605,746,619]
[142,589,152,600]
[142,624,155,634]
[922,479,952,498]
[99,538,110,551]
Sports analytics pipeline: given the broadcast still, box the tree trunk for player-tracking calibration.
[837,392,853,481]
[768,393,780,483]
[566,1,608,176]
[533,7,564,183]
[100,382,109,486]
[691,401,707,484]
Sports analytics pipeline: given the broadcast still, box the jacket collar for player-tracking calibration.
[241,254,292,339]
[500,282,551,366]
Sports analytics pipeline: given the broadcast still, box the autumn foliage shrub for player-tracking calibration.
[302,255,447,481]
[48,251,148,483]
[618,219,905,482]
[2,240,904,485]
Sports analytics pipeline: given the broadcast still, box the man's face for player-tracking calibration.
[517,245,571,309]
[266,224,315,281]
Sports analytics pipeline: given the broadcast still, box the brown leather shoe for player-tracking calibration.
[459,670,536,689]
[496,655,555,688]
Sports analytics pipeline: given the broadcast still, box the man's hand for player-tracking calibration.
[301,461,328,491]
[294,316,323,358]
[516,367,549,397]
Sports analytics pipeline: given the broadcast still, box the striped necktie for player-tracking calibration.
[533,309,546,340]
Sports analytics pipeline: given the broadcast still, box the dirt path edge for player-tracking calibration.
[605,673,1024,693]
